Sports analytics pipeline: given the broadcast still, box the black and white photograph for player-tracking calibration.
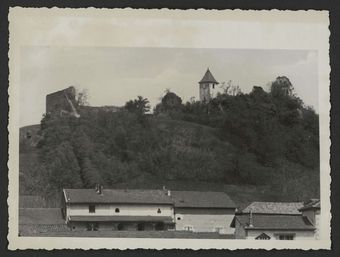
[7,8,331,250]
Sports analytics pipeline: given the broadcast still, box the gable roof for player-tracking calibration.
[64,189,173,205]
[232,214,315,231]
[199,68,219,84]
[255,232,271,240]
[242,202,304,215]
[171,191,236,209]
[63,189,236,208]
[299,199,320,211]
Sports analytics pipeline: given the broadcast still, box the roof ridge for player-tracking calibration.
[249,201,304,204]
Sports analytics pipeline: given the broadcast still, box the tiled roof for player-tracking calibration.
[199,68,219,84]
[242,202,304,215]
[299,199,320,211]
[64,189,173,205]
[69,215,174,223]
[64,189,236,208]
[19,208,65,225]
[234,214,315,230]
[171,191,236,208]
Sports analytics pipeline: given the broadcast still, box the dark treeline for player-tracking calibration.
[20,76,319,202]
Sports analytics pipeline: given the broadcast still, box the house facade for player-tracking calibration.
[63,187,175,231]
[231,201,317,240]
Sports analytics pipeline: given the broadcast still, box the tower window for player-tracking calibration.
[157,208,161,214]
[115,208,120,213]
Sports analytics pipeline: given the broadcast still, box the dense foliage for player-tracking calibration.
[20,77,319,202]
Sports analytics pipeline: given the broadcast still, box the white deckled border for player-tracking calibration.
[8,7,331,250]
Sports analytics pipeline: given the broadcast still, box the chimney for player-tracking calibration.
[249,210,254,228]
[162,185,166,191]
[95,183,99,193]
[98,185,104,195]
[167,190,171,197]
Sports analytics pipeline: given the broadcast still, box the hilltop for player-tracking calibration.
[19,76,320,208]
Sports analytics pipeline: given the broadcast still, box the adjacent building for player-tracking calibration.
[299,199,321,239]
[172,191,236,234]
[231,201,317,240]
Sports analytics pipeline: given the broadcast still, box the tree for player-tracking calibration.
[125,96,151,115]
[76,88,89,106]
[221,80,242,96]
[44,141,83,191]
[270,76,294,98]
[154,91,183,114]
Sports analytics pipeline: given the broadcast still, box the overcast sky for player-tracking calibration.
[20,46,318,127]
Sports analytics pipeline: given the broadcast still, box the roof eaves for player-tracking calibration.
[68,201,173,205]
[245,227,315,231]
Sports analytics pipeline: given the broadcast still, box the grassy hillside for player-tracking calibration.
[19,115,318,208]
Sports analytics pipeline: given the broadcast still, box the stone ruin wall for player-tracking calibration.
[46,86,77,115]
[46,87,121,118]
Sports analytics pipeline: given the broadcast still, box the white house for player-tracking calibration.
[231,201,317,240]
[62,187,175,231]
[172,191,236,234]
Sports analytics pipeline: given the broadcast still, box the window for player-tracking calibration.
[184,226,193,232]
[255,233,271,240]
[117,223,124,231]
[214,227,223,233]
[137,223,145,231]
[155,222,165,231]
[89,205,95,213]
[177,217,181,221]
[87,222,98,231]
[277,234,295,240]
[115,208,120,213]
[157,208,161,214]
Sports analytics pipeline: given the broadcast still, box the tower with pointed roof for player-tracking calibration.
[198,68,219,101]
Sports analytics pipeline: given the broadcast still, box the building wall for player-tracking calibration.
[199,83,211,101]
[234,219,247,239]
[78,105,121,116]
[175,208,235,234]
[66,203,174,219]
[245,229,315,240]
[302,209,316,225]
[301,209,320,239]
[315,210,320,239]
[46,87,77,115]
